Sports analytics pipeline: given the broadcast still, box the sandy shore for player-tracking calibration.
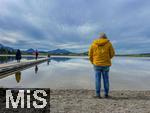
[50,89,150,113]
[0,89,150,113]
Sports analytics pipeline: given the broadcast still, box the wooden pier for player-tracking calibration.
[0,58,48,77]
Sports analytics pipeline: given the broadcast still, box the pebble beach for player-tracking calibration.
[50,89,150,113]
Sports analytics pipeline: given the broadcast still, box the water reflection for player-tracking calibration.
[35,65,38,74]
[0,56,44,64]
[15,71,21,83]
[47,59,51,65]
[0,57,150,90]
[51,57,72,62]
[0,56,15,64]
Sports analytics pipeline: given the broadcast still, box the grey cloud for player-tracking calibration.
[0,0,150,53]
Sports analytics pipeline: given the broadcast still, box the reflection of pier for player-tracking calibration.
[0,58,48,78]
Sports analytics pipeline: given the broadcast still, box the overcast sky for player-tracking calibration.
[0,0,150,53]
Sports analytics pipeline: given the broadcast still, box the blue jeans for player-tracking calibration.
[94,65,110,96]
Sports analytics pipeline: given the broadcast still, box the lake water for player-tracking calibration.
[0,56,150,90]
[0,56,43,64]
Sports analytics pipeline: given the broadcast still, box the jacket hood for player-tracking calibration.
[93,38,109,46]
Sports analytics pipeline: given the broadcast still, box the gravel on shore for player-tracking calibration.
[50,89,150,113]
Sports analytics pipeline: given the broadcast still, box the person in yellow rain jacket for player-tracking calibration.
[88,32,115,98]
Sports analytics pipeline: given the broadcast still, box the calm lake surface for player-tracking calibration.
[0,56,42,64]
[0,56,150,90]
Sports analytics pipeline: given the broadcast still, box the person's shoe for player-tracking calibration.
[93,95,102,99]
[104,94,111,98]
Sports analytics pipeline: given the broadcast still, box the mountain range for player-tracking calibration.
[25,48,73,55]
[0,43,150,56]
[0,43,76,55]
[25,48,35,53]
[48,49,73,55]
[0,43,14,52]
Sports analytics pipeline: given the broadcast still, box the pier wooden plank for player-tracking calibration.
[0,58,48,76]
